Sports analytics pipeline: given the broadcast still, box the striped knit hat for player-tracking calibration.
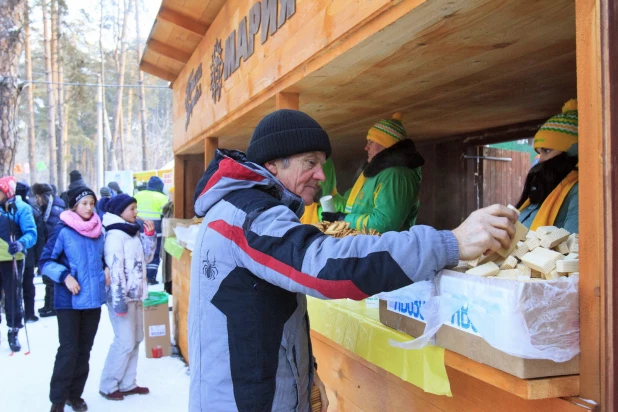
[366,112,407,149]
[534,99,578,154]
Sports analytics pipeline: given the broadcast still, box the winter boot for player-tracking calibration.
[39,291,50,314]
[8,329,21,352]
[99,390,124,401]
[65,398,88,411]
[25,315,39,323]
[121,386,150,396]
[39,308,57,317]
[50,403,65,412]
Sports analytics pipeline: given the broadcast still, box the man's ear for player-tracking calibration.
[263,161,278,176]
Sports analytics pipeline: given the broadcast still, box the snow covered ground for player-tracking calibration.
[0,276,190,411]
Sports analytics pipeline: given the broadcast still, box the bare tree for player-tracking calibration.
[134,0,148,170]
[54,0,66,189]
[0,0,26,176]
[42,0,57,186]
[24,0,36,181]
[110,0,129,170]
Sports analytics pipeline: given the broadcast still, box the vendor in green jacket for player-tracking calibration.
[322,113,424,233]
[515,99,579,234]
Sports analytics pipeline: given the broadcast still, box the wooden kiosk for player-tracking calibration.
[140,0,616,410]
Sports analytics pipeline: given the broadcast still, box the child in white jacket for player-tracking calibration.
[99,194,156,401]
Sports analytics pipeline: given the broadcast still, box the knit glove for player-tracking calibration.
[8,241,24,255]
[321,212,347,222]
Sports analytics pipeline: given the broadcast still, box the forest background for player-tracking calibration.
[13,0,169,192]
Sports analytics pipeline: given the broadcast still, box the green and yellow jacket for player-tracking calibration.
[344,139,424,233]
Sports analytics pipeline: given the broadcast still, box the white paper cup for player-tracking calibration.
[320,195,336,213]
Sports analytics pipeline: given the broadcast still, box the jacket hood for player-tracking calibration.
[102,212,128,227]
[53,196,66,209]
[147,176,164,192]
[364,139,425,178]
[193,149,305,218]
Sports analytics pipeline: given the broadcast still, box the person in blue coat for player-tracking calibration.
[39,185,105,412]
[0,176,37,352]
[32,183,66,318]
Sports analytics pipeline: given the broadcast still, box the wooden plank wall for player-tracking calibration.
[481,147,530,208]
[414,140,471,230]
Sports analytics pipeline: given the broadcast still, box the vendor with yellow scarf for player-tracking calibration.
[322,113,425,233]
[515,99,579,233]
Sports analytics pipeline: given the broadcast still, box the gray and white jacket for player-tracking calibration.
[188,149,459,412]
[103,213,156,314]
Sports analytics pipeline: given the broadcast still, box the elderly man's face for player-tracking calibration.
[264,151,327,205]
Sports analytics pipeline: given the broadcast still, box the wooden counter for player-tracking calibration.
[312,331,595,412]
[170,255,594,410]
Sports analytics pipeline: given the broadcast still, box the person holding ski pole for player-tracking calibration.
[39,185,106,412]
[0,176,37,352]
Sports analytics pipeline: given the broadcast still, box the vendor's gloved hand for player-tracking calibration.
[321,212,347,222]
[8,241,24,255]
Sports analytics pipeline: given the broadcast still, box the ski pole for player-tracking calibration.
[10,234,30,355]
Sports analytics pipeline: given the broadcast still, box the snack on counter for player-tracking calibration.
[465,225,579,281]
[313,221,380,237]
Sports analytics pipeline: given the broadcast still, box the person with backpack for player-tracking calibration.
[39,185,106,412]
[98,194,156,401]
[0,177,37,352]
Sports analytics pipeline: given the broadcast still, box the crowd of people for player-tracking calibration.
[0,171,171,412]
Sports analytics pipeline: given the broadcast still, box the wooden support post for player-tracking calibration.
[276,92,299,110]
[205,137,219,166]
[174,155,186,219]
[576,0,618,404]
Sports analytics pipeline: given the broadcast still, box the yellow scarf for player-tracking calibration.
[345,173,367,213]
[518,170,578,230]
[300,202,320,225]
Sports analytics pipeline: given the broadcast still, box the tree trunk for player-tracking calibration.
[99,0,108,170]
[134,0,148,170]
[110,0,129,170]
[125,83,133,167]
[0,0,26,176]
[24,0,36,182]
[42,0,57,186]
[53,0,65,190]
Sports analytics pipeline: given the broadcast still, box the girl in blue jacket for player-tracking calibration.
[39,185,106,412]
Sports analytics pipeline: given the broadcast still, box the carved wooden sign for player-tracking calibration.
[185,63,203,130]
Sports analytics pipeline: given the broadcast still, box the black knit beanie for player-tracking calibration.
[68,185,97,209]
[246,110,332,165]
[106,193,137,216]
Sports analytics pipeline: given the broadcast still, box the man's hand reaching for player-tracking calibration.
[452,204,518,261]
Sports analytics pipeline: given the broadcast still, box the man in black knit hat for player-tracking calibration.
[60,170,86,207]
[187,109,519,411]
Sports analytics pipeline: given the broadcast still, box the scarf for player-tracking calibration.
[300,202,321,225]
[105,221,141,236]
[345,173,367,213]
[519,170,578,230]
[60,210,102,238]
[43,195,54,223]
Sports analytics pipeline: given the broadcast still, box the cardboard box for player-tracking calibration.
[143,300,171,358]
[379,299,426,338]
[436,323,580,379]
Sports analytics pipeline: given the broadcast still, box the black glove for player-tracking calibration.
[8,241,24,255]
[321,212,347,222]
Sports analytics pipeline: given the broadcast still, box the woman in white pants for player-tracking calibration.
[99,194,156,401]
